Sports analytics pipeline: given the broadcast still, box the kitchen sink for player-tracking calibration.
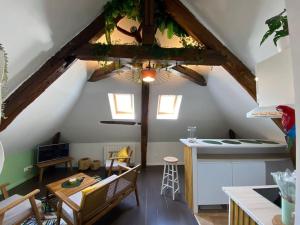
[253,187,281,208]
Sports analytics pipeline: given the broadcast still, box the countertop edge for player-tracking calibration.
[223,185,281,225]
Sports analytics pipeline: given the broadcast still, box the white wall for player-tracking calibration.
[69,142,184,166]
[285,0,300,222]
[0,0,107,95]
[207,66,285,142]
[61,73,230,143]
[0,61,88,153]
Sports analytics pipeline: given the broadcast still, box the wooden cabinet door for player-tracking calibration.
[197,161,232,205]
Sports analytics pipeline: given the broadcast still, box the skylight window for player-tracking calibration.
[108,93,135,119]
[157,95,182,120]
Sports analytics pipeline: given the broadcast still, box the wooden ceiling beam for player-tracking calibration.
[75,44,226,65]
[164,0,256,100]
[88,62,119,82]
[100,121,141,125]
[141,82,150,168]
[0,13,108,131]
[142,0,155,45]
[172,65,207,86]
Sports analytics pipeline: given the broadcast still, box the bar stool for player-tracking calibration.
[160,156,180,200]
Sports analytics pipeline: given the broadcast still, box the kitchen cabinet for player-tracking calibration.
[197,161,232,205]
[232,161,265,186]
[197,159,290,205]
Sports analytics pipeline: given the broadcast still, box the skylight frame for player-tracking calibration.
[156,95,183,120]
[108,93,135,120]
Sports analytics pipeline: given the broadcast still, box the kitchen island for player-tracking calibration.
[223,185,283,225]
[180,139,291,213]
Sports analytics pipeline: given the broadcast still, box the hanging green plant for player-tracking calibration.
[0,44,8,120]
[103,0,188,44]
[260,9,289,46]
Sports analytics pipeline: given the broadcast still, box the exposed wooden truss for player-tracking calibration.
[88,62,119,82]
[142,0,155,44]
[75,44,226,65]
[141,82,150,168]
[164,0,256,100]
[100,121,141,125]
[0,13,108,131]
[172,65,207,86]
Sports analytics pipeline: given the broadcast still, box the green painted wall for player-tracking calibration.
[0,149,36,190]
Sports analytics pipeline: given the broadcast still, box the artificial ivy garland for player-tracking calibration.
[0,44,8,121]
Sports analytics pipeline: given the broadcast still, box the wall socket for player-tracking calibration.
[24,165,33,172]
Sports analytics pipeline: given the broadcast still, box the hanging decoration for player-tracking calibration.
[0,44,8,123]
[141,61,156,82]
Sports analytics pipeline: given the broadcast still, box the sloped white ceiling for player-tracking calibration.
[0,0,108,94]
[181,0,286,71]
[0,0,107,153]
[0,0,287,155]
[0,61,89,153]
[207,66,284,142]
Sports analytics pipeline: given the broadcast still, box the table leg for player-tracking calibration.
[69,160,73,171]
[39,168,44,183]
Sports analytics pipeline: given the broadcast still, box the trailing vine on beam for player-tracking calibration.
[103,0,188,44]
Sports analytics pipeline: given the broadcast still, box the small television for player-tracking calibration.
[37,143,69,163]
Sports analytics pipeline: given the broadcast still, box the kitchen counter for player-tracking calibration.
[180,139,291,213]
[223,185,282,225]
[180,138,286,149]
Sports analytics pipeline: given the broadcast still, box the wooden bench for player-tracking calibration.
[56,164,141,225]
[36,157,73,182]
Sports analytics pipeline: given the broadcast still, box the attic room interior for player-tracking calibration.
[1,0,300,225]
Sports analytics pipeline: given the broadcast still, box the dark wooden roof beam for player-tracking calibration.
[172,65,207,86]
[75,44,226,65]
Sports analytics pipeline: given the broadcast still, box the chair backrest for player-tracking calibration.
[103,144,136,163]
[80,165,140,222]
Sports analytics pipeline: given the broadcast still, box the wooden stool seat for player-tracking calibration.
[161,156,180,200]
[163,156,178,163]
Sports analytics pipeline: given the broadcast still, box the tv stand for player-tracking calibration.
[36,157,73,182]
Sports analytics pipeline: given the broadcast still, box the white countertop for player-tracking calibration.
[180,139,286,148]
[223,185,281,225]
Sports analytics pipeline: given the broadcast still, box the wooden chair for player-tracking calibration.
[56,164,141,225]
[0,183,42,225]
[105,147,133,176]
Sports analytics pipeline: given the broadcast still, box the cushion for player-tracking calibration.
[116,146,128,162]
[81,186,96,196]
[94,174,118,188]
[63,175,118,223]
[0,194,41,225]
[62,191,82,224]
[105,160,127,169]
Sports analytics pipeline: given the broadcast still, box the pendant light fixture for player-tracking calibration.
[141,61,156,82]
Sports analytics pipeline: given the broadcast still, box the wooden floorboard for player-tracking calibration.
[8,166,198,225]
[195,209,228,225]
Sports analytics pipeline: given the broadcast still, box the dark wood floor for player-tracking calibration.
[10,166,198,225]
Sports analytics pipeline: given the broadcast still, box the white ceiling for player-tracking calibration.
[0,0,286,154]
[0,0,108,95]
[181,0,286,71]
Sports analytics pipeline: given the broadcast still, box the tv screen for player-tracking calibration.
[37,143,69,163]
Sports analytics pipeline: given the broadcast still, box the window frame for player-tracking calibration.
[156,95,182,120]
[108,93,135,120]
